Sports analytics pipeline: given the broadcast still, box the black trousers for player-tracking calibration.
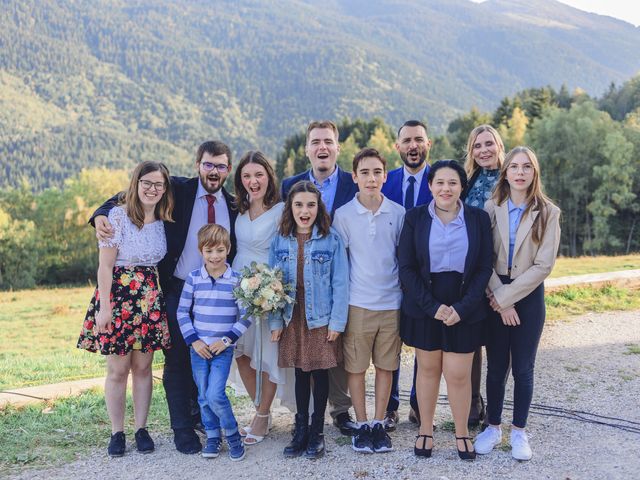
[163,278,200,431]
[485,278,545,428]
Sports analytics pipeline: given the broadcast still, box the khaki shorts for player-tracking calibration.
[343,305,401,374]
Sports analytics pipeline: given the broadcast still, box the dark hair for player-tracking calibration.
[397,120,428,138]
[279,181,331,237]
[352,147,386,172]
[122,161,174,229]
[306,120,339,144]
[195,140,232,166]
[427,160,468,192]
[234,150,280,214]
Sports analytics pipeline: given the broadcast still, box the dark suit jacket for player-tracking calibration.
[280,167,358,217]
[398,204,492,324]
[381,166,432,208]
[90,176,238,289]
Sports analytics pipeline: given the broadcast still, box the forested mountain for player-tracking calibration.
[2,0,640,189]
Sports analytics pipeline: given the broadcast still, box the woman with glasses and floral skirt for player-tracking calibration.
[78,161,174,457]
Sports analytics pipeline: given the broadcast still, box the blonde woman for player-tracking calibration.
[475,147,561,461]
[461,124,505,426]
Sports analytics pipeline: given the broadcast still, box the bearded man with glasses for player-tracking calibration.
[91,141,238,455]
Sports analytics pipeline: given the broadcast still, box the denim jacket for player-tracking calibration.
[268,226,349,333]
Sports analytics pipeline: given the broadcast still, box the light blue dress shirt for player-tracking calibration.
[508,199,526,268]
[427,200,468,273]
[310,167,340,213]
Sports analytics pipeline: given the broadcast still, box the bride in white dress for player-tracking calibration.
[230,151,294,445]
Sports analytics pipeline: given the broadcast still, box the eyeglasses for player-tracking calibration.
[507,164,533,174]
[139,180,166,191]
[200,162,229,173]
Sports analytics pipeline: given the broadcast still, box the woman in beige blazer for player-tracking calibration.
[474,146,561,461]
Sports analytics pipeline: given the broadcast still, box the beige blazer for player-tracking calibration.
[485,199,561,309]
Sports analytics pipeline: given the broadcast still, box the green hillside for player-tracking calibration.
[1,0,640,189]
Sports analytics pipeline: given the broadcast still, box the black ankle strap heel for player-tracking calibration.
[456,436,476,461]
[414,434,433,458]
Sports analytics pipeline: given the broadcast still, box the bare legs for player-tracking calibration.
[235,354,277,438]
[415,349,474,451]
[105,351,155,433]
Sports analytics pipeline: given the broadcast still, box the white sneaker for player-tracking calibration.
[474,426,502,454]
[510,429,532,461]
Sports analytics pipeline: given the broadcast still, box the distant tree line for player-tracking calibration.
[1,77,639,289]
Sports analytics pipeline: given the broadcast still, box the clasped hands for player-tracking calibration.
[486,288,520,327]
[192,339,227,359]
[434,305,461,326]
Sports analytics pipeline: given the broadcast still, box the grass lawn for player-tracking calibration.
[0,286,164,391]
[0,382,248,475]
[549,254,640,278]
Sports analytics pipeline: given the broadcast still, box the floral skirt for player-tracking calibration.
[77,266,171,356]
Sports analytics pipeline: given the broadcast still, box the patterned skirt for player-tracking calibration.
[77,266,171,356]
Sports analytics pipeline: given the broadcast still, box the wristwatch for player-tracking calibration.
[221,336,232,347]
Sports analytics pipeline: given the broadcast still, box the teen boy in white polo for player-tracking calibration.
[333,147,405,453]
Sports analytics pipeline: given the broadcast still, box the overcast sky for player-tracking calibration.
[470,0,640,26]
[558,0,640,26]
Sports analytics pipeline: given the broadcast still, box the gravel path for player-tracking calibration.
[9,310,640,480]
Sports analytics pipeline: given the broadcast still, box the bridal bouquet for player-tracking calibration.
[233,262,293,406]
[233,262,294,321]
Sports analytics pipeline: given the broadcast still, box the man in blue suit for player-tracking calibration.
[381,120,433,431]
[280,120,359,436]
[281,121,358,216]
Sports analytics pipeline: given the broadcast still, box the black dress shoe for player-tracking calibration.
[408,407,421,426]
[468,395,486,427]
[108,431,126,457]
[134,428,155,454]
[383,411,398,432]
[456,436,476,461]
[174,428,202,454]
[414,434,432,458]
[333,411,356,436]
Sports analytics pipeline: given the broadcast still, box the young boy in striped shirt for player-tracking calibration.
[177,224,251,461]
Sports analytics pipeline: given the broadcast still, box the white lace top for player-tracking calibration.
[99,206,167,266]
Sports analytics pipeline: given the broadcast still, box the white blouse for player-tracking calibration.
[99,206,167,266]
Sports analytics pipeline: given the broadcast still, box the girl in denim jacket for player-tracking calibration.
[269,181,349,459]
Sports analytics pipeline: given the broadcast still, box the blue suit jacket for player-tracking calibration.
[280,167,358,217]
[398,204,492,325]
[382,166,432,208]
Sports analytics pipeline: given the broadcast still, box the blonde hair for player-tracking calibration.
[492,146,557,244]
[464,124,505,178]
[122,161,174,229]
[197,224,231,251]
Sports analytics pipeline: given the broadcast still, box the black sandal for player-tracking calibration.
[414,434,433,458]
[456,436,476,461]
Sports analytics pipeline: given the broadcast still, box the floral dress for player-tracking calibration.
[77,206,171,355]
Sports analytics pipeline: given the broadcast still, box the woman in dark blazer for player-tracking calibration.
[399,160,493,461]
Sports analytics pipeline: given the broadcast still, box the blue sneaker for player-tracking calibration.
[202,437,222,458]
[226,432,246,461]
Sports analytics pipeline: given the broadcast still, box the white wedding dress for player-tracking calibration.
[229,202,295,410]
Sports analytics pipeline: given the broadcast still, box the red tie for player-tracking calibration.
[206,194,216,224]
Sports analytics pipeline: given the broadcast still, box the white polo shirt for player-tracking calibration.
[333,194,405,311]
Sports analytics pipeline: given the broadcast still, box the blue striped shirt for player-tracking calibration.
[177,265,250,346]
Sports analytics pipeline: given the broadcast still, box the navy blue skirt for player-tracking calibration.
[401,271,485,354]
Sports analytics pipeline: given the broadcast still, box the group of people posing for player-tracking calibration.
[77,119,561,463]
